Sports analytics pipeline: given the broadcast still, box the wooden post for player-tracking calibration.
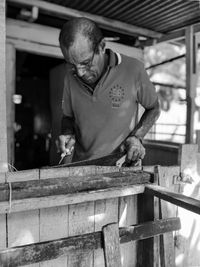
[103,223,122,267]
[185,26,197,143]
[0,0,7,253]
[0,0,8,172]
[6,44,16,166]
[137,191,154,266]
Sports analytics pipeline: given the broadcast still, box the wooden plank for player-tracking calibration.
[145,184,200,215]
[68,201,94,267]
[178,144,198,173]
[118,195,137,267]
[0,171,6,183]
[7,170,40,267]
[0,171,151,202]
[67,166,97,267]
[7,38,62,58]
[94,198,118,267]
[0,184,145,214]
[6,168,39,182]
[7,0,162,38]
[0,218,181,267]
[7,19,60,47]
[103,223,122,267]
[0,212,6,249]
[176,144,200,267]
[0,0,8,172]
[157,166,180,267]
[39,172,68,267]
[137,189,154,267]
[7,210,40,267]
[6,44,15,167]
[145,23,200,46]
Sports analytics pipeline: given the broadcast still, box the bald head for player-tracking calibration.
[59,17,103,52]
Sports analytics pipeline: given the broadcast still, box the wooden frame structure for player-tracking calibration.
[0,145,200,266]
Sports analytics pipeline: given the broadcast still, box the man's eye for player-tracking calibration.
[82,61,90,67]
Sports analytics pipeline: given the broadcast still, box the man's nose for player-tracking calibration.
[77,67,86,77]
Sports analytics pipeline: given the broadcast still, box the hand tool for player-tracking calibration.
[54,151,141,168]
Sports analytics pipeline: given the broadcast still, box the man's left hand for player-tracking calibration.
[121,136,145,164]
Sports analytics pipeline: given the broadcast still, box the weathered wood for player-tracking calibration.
[145,184,200,215]
[0,184,145,214]
[0,0,8,172]
[6,168,40,182]
[68,202,94,267]
[7,19,60,47]
[137,189,154,267]
[118,195,137,267]
[39,169,68,267]
[94,198,118,267]
[7,37,62,58]
[176,144,200,266]
[103,223,122,267]
[0,172,6,183]
[0,171,151,202]
[185,26,197,143]
[7,0,162,38]
[6,44,15,166]
[0,0,7,254]
[144,23,200,46]
[157,166,180,267]
[0,213,6,249]
[0,218,180,267]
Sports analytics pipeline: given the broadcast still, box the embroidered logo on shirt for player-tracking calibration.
[109,85,125,108]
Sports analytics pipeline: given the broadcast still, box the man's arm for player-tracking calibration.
[123,99,161,164]
[131,98,161,140]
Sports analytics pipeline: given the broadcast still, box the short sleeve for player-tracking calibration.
[137,62,158,109]
[62,75,74,117]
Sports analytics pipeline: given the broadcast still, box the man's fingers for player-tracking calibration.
[57,135,75,154]
[126,145,145,162]
[65,137,75,153]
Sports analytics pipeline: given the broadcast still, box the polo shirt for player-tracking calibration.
[62,49,158,161]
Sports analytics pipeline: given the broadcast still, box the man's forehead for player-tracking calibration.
[69,36,93,61]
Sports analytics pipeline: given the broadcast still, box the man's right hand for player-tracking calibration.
[57,134,75,155]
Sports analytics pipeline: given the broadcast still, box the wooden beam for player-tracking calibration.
[0,184,145,214]
[7,18,60,47]
[185,26,197,143]
[7,38,63,58]
[145,184,200,215]
[145,23,200,46]
[7,0,162,39]
[0,0,8,172]
[0,171,151,202]
[0,218,180,267]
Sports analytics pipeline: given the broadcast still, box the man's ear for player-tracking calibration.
[99,38,106,53]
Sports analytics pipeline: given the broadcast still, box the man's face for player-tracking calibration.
[62,36,105,85]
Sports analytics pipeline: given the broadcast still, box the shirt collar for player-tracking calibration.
[106,49,122,68]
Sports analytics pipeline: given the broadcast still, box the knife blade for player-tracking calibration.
[52,151,126,168]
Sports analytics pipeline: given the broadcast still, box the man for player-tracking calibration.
[57,17,160,165]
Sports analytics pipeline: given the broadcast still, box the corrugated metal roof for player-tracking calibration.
[7,0,200,45]
[46,0,200,33]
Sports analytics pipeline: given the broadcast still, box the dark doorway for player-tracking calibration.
[15,51,63,170]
